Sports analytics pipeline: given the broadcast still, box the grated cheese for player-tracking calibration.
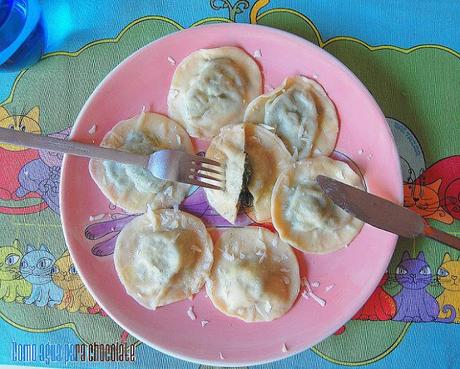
[258,227,264,242]
[264,301,272,313]
[292,147,299,162]
[325,284,335,292]
[89,213,105,222]
[88,124,97,135]
[173,202,179,213]
[191,245,202,253]
[201,320,209,328]
[219,352,224,360]
[167,56,176,65]
[253,49,262,58]
[282,343,288,352]
[260,123,275,131]
[146,204,154,219]
[187,306,196,320]
[169,88,179,98]
[222,250,235,262]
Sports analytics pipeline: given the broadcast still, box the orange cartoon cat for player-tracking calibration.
[404,156,460,224]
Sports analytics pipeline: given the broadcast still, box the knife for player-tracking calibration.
[316,175,460,250]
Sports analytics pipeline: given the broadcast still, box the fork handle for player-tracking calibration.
[0,127,148,167]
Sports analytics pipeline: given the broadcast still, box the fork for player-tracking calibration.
[0,127,224,190]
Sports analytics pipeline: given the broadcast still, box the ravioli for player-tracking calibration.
[244,76,338,159]
[89,111,193,213]
[204,124,245,224]
[271,156,364,254]
[168,47,262,138]
[206,227,300,322]
[114,209,213,310]
[245,123,291,222]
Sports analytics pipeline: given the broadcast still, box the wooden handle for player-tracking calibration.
[0,127,148,167]
[424,225,460,251]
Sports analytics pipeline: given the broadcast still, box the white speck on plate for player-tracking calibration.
[88,124,97,135]
[367,154,373,160]
[304,279,327,306]
[201,320,209,328]
[89,213,105,222]
[219,352,224,360]
[325,284,335,292]
[167,56,176,65]
[358,149,364,155]
[253,49,262,58]
[309,292,327,307]
[187,306,196,320]
[282,343,288,352]
[265,84,274,92]
[312,74,319,80]
[311,281,320,288]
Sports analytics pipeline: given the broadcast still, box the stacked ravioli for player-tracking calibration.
[89,46,364,322]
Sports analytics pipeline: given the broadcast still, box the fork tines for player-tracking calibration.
[181,155,225,190]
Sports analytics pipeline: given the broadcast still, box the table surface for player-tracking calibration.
[0,1,459,368]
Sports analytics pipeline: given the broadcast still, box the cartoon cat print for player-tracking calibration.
[52,250,98,313]
[0,240,32,302]
[393,251,455,322]
[437,253,460,323]
[20,244,63,307]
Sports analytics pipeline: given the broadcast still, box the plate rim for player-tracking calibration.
[60,23,403,367]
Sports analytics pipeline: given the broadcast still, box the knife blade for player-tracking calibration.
[316,175,460,250]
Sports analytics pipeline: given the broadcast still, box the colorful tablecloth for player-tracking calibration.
[0,1,459,368]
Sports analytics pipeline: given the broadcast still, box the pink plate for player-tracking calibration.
[60,24,402,366]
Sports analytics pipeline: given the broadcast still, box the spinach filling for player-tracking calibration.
[238,153,253,208]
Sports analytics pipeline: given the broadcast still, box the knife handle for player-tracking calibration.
[424,225,460,251]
